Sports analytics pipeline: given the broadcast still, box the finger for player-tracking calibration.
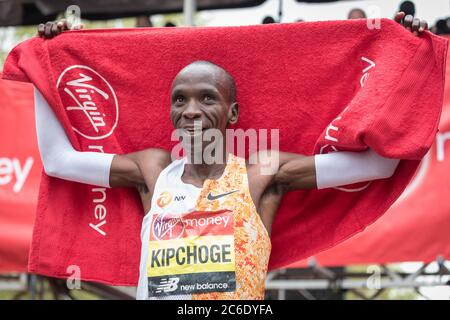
[37,23,45,36]
[412,18,421,33]
[59,19,71,31]
[51,22,59,36]
[57,19,65,29]
[72,22,84,30]
[395,11,405,23]
[419,20,428,32]
[44,22,53,38]
[59,19,70,30]
[403,14,414,29]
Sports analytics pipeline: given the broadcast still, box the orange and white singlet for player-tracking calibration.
[136,154,271,300]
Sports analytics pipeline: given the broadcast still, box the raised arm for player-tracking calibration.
[34,88,144,188]
[313,149,400,189]
[273,149,400,191]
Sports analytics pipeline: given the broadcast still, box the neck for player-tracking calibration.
[184,147,229,182]
[184,160,228,181]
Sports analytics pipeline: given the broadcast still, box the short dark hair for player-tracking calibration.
[262,16,276,24]
[400,1,415,17]
[348,8,367,19]
[183,60,237,103]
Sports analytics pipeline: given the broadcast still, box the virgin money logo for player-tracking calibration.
[151,212,185,241]
[56,65,119,140]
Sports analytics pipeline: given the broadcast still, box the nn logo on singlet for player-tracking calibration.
[56,65,119,140]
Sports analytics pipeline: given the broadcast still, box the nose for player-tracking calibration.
[182,99,202,119]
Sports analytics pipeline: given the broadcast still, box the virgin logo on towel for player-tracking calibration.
[56,65,119,140]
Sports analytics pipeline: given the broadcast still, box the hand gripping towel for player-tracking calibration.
[2,19,447,286]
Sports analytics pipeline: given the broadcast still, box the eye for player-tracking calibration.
[174,95,185,104]
[203,95,215,103]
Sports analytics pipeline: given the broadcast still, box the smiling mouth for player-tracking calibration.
[182,125,209,136]
[183,127,208,136]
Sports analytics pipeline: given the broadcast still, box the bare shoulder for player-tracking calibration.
[245,150,280,200]
[133,148,172,168]
[132,148,172,209]
[246,149,285,176]
[246,150,304,191]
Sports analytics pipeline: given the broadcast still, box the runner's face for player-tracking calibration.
[170,65,238,150]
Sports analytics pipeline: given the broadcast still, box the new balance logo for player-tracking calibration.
[155,277,179,293]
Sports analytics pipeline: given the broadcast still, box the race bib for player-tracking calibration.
[147,209,236,297]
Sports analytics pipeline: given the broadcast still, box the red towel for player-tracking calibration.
[2,19,447,286]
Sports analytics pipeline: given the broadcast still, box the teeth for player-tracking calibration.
[184,128,202,135]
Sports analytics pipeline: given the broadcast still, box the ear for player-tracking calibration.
[228,102,239,125]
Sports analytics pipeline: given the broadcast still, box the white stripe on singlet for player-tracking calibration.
[136,158,201,300]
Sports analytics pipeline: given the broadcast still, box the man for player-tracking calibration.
[35,13,427,300]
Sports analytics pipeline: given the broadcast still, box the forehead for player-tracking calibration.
[171,64,228,93]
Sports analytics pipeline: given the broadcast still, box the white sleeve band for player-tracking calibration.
[34,87,115,188]
[314,149,400,190]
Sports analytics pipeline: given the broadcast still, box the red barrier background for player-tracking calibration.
[0,80,41,272]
